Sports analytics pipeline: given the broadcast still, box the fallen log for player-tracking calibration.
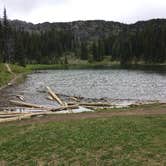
[69,96,79,101]
[0,113,34,123]
[10,100,78,112]
[46,86,64,106]
[46,96,54,101]
[0,114,22,118]
[10,100,52,110]
[0,108,80,123]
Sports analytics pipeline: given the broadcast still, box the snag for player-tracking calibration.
[46,86,64,106]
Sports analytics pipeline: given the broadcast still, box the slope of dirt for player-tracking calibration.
[1,105,165,126]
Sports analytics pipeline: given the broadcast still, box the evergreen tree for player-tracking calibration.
[0,20,2,62]
[14,31,26,66]
[2,8,13,63]
[80,42,88,60]
[92,42,98,61]
[98,40,105,61]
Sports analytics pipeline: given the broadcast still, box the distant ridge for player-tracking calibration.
[9,18,166,41]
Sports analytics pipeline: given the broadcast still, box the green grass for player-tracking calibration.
[0,63,28,87]
[26,63,110,70]
[0,116,165,165]
[26,62,166,71]
[0,64,13,87]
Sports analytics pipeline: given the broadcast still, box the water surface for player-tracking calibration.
[1,69,166,107]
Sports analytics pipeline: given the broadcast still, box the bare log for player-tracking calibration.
[69,96,79,101]
[0,115,22,118]
[46,96,54,101]
[46,86,64,106]
[0,114,32,123]
[0,113,29,116]
[0,107,80,123]
[10,100,52,110]
[10,100,78,112]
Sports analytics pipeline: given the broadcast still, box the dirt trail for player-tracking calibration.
[0,64,23,92]
[2,106,165,125]
[5,64,15,76]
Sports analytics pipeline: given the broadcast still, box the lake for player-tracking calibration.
[1,69,166,107]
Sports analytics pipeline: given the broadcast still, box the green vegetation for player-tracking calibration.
[26,62,166,71]
[0,64,11,87]
[0,63,27,87]
[0,115,165,165]
[26,62,120,70]
[0,9,166,66]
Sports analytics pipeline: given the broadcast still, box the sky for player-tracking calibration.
[0,0,166,24]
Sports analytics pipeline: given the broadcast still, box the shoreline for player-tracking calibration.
[27,63,166,71]
[1,63,166,90]
[0,63,166,112]
[0,73,25,91]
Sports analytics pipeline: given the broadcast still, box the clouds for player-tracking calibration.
[0,0,67,12]
[0,0,166,23]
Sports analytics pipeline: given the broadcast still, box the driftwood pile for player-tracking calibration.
[0,86,113,123]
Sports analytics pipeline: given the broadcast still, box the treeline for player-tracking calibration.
[0,8,166,66]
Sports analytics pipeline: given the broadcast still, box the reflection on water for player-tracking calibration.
[1,69,166,107]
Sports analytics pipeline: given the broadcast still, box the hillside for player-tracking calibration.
[0,18,166,65]
[10,19,166,41]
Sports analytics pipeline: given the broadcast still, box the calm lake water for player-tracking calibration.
[1,69,166,107]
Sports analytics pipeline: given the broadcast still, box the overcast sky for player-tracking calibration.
[0,0,166,24]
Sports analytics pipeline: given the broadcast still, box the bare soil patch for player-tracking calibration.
[3,105,165,126]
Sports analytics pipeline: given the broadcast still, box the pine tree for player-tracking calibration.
[98,40,105,61]
[80,42,88,60]
[2,8,13,63]
[14,31,26,66]
[92,42,98,61]
[0,20,2,62]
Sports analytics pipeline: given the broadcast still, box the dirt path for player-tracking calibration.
[5,64,15,76]
[0,64,17,91]
[0,64,24,107]
[2,106,165,125]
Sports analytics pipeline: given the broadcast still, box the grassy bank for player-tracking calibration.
[26,63,121,70]
[26,63,166,71]
[0,115,165,165]
[0,64,28,87]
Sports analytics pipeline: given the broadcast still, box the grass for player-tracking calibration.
[26,62,166,71]
[0,63,28,87]
[0,63,12,87]
[26,63,121,70]
[0,62,166,165]
[0,115,165,165]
